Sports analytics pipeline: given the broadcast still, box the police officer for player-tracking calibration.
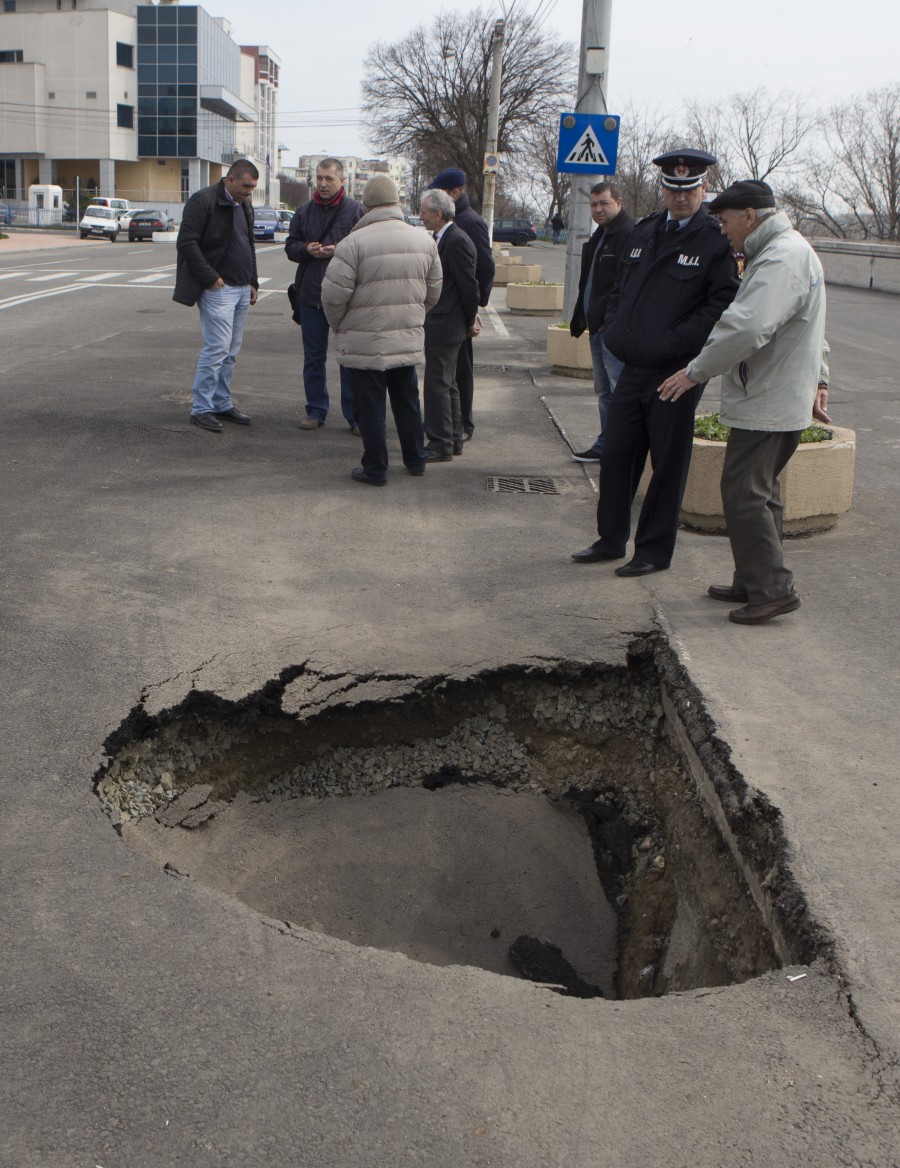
[571,148,740,575]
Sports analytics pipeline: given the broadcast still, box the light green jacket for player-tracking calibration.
[687,211,828,431]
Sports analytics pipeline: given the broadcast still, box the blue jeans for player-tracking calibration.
[587,331,625,453]
[299,303,355,426]
[191,284,251,416]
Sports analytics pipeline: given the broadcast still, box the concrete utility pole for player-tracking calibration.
[563,0,613,322]
[481,18,505,242]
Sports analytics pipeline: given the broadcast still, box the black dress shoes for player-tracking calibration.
[707,583,749,603]
[452,442,464,455]
[571,545,623,564]
[729,592,801,624]
[614,559,667,577]
[351,467,387,486]
[215,407,252,424]
[424,450,453,463]
[190,412,223,432]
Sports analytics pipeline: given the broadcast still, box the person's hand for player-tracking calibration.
[250,286,258,305]
[467,313,483,338]
[658,369,697,402]
[319,244,336,258]
[306,241,324,257]
[813,383,832,423]
[209,276,226,289]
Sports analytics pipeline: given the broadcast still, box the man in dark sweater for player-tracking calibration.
[174,159,260,433]
[285,158,365,430]
[569,182,635,461]
[427,168,495,441]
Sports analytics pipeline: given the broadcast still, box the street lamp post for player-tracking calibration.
[563,0,613,322]
[481,18,505,242]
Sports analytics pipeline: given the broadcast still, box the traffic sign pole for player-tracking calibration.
[563,0,614,324]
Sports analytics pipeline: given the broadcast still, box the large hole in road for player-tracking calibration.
[96,638,827,1000]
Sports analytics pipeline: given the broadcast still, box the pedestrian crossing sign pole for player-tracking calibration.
[556,113,620,175]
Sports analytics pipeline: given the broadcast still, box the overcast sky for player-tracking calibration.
[207,0,898,163]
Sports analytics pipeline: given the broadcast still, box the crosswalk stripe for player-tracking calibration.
[28,272,80,282]
[0,271,28,281]
[130,272,169,283]
[257,276,272,285]
[77,272,118,282]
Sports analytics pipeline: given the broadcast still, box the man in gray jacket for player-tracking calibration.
[321,175,443,485]
[659,180,831,624]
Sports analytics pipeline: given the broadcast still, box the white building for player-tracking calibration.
[0,0,278,207]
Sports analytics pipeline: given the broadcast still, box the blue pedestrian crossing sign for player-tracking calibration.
[556,113,620,175]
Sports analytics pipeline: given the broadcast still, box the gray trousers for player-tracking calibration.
[424,341,464,455]
[721,428,802,604]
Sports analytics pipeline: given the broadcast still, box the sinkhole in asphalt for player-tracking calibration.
[96,641,824,999]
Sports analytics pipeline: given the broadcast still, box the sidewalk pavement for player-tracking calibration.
[0,241,897,1167]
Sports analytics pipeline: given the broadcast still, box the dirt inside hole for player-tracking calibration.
[98,648,826,999]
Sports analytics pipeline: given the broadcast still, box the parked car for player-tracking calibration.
[252,207,280,241]
[276,209,293,232]
[0,202,15,226]
[79,205,120,241]
[405,214,425,228]
[128,210,173,241]
[117,207,147,230]
[493,217,537,246]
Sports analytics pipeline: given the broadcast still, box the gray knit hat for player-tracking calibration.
[362,174,399,208]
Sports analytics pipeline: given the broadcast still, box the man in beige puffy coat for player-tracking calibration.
[321,175,443,485]
[659,180,831,625]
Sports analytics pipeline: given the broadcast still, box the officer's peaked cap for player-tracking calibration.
[652,148,717,190]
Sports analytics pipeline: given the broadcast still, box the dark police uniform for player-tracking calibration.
[592,201,739,569]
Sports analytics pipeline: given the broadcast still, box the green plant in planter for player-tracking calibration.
[553,320,570,329]
[694,412,830,444]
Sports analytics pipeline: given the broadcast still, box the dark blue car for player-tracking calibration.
[253,207,279,241]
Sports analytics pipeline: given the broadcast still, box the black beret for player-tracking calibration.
[707,180,777,212]
[428,167,467,191]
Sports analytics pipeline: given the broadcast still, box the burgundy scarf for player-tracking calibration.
[313,186,345,207]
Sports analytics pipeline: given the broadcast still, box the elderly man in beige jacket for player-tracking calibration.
[321,174,442,485]
[659,180,831,625]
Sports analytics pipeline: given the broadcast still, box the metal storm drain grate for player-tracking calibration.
[489,475,561,495]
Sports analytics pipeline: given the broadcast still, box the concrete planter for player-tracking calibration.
[493,261,542,286]
[679,425,856,535]
[506,282,564,316]
[546,325,593,379]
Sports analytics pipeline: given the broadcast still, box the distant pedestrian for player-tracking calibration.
[571,147,740,575]
[285,158,365,431]
[321,175,442,485]
[426,168,495,441]
[174,159,260,433]
[569,183,634,461]
[551,212,565,244]
[418,188,481,463]
[658,180,831,624]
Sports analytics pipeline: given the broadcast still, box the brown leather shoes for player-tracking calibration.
[728,592,801,624]
[708,583,749,603]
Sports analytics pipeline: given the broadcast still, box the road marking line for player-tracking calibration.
[27,272,80,282]
[485,302,509,338]
[130,272,169,283]
[257,276,272,285]
[0,271,29,281]
[77,271,118,282]
[0,283,89,311]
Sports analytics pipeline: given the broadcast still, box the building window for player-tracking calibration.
[3,2,16,12]
[48,91,55,98]
[0,50,23,62]
[86,90,97,99]
[116,42,133,69]
[117,104,134,128]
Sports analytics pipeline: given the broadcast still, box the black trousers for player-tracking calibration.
[594,363,703,567]
[721,428,802,604]
[455,336,475,436]
[424,341,464,454]
[347,366,426,481]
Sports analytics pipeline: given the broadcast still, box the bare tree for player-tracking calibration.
[519,106,573,223]
[781,85,900,240]
[683,88,817,185]
[361,6,576,209]
[612,100,675,219]
[277,176,309,209]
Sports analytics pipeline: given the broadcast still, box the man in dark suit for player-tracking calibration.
[426,168,495,441]
[418,188,481,463]
[569,182,635,461]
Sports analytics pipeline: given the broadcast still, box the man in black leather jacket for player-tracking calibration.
[572,149,739,576]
